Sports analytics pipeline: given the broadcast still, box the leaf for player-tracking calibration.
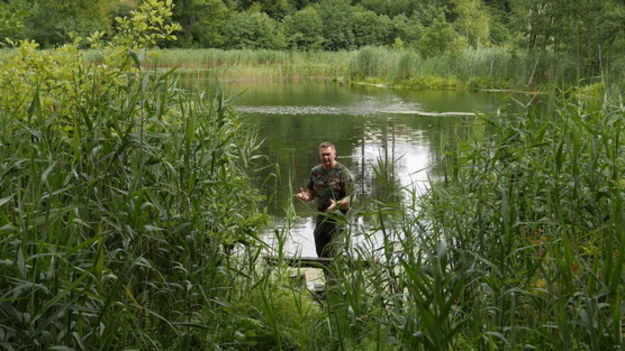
[0,223,16,232]
[27,88,40,121]
[128,49,141,68]
[41,162,56,184]
[0,195,12,207]
[16,246,25,278]
[484,331,508,344]
[172,322,209,329]
[124,285,143,311]
[143,225,164,232]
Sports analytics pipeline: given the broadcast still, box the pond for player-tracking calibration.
[179,76,510,257]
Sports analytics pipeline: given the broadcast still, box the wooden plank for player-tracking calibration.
[265,256,333,267]
[264,255,373,268]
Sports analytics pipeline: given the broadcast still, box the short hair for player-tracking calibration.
[318,141,336,151]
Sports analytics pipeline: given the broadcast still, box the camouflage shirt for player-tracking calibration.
[306,162,353,212]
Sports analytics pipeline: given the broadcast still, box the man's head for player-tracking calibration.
[318,142,337,169]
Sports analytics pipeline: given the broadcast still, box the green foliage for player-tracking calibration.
[4,0,625,78]
[417,15,465,59]
[351,8,392,48]
[512,0,625,75]
[210,279,320,349]
[465,76,510,90]
[358,0,420,17]
[395,74,460,89]
[223,11,286,49]
[451,0,490,48]
[258,0,295,19]
[270,91,625,350]
[0,1,268,349]
[485,0,515,46]
[392,37,405,50]
[111,0,182,49]
[22,0,110,47]
[173,0,232,48]
[315,0,355,51]
[411,1,447,27]
[0,3,24,42]
[141,46,555,90]
[282,7,324,50]
[349,46,394,79]
[388,14,422,47]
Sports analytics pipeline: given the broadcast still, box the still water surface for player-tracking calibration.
[180,77,508,256]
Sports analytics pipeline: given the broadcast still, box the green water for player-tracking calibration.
[180,77,509,255]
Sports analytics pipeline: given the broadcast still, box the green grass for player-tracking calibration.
[81,46,614,92]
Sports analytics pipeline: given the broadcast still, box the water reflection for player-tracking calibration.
[354,136,432,197]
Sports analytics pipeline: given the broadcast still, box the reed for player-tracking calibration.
[104,46,604,91]
[297,89,624,350]
[0,42,277,350]
[142,48,352,82]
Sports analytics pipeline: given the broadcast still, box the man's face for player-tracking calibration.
[319,146,337,169]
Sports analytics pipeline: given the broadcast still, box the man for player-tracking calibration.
[296,142,353,258]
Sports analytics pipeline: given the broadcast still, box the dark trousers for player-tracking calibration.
[314,213,345,258]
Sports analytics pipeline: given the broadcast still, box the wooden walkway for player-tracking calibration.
[264,255,373,268]
[264,255,333,267]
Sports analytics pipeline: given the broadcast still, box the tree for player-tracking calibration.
[357,0,419,17]
[23,0,110,47]
[451,0,490,49]
[282,7,323,50]
[513,0,625,75]
[0,2,24,42]
[223,11,285,49]
[388,14,422,47]
[481,0,514,45]
[173,0,231,47]
[315,0,354,50]
[258,0,294,19]
[351,7,392,47]
[417,14,464,58]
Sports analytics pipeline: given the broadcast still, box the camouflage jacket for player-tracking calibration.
[306,162,353,212]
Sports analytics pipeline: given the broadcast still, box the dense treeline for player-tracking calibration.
[2,0,625,77]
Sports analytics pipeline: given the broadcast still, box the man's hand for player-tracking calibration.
[326,199,337,212]
[326,198,349,212]
[296,187,311,201]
